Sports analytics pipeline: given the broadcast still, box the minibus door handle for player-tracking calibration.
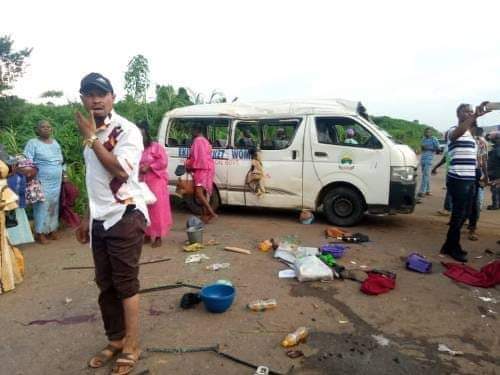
[314,151,328,157]
[292,150,298,160]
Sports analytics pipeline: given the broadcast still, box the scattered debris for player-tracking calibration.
[282,326,309,348]
[406,253,432,273]
[206,263,230,271]
[338,320,349,324]
[286,350,304,359]
[64,297,72,305]
[247,299,277,311]
[183,243,204,252]
[180,293,202,309]
[139,282,202,294]
[350,261,357,265]
[62,257,171,270]
[278,269,296,279]
[185,254,210,264]
[147,345,287,375]
[26,314,97,326]
[478,296,498,304]
[438,344,464,356]
[215,279,233,286]
[299,209,314,224]
[224,246,252,255]
[204,239,219,246]
[295,255,333,282]
[254,366,270,375]
[372,334,390,346]
[259,240,273,252]
[361,271,396,295]
[320,244,346,258]
[325,227,351,239]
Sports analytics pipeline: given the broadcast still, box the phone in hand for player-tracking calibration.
[485,102,500,111]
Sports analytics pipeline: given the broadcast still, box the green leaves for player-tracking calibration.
[0,35,32,94]
[373,116,440,151]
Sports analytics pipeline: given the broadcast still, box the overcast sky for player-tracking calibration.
[3,0,500,131]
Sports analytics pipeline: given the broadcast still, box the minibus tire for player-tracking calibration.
[184,189,221,215]
[323,187,364,226]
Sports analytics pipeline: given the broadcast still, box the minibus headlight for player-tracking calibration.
[391,167,415,182]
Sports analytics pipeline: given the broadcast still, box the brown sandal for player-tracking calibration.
[111,351,141,375]
[88,344,122,368]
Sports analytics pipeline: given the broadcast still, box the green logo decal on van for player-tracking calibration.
[339,153,354,170]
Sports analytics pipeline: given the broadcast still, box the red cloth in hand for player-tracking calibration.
[442,260,500,288]
[361,272,396,295]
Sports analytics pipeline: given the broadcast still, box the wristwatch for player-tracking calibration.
[84,135,99,149]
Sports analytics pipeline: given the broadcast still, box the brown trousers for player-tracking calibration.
[92,209,146,341]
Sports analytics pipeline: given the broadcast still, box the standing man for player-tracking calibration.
[466,126,489,241]
[75,73,148,374]
[418,127,440,197]
[440,103,490,262]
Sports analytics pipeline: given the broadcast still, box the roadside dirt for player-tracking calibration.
[0,173,499,375]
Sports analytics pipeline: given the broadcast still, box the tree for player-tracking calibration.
[40,90,63,98]
[0,35,32,94]
[124,54,150,102]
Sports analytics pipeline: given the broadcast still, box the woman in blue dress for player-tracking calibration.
[24,121,64,244]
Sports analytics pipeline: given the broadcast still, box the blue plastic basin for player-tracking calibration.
[200,283,236,313]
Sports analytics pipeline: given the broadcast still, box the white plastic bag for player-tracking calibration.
[139,182,157,205]
[295,255,333,282]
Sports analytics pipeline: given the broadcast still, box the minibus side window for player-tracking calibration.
[315,117,382,149]
[261,120,299,150]
[168,119,194,147]
[207,119,230,148]
[168,118,230,148]
[235,122,261,149]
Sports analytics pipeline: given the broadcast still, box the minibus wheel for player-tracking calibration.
[323,187,364,226]
[184,188,221,215]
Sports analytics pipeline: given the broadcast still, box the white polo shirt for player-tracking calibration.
[83,110,149,230]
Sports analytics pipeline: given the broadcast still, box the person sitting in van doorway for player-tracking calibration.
[344,128,359,145]
[273,128,289,149]
[185,125,218,223]
[417,127,440,198]
[440,102,491,262]
[237,128,255,149]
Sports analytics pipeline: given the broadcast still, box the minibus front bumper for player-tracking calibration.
[388,166,417,213]
[367,167,417,215]
[388,180,417,213]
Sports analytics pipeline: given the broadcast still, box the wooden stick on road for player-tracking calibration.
[224,246,252,255]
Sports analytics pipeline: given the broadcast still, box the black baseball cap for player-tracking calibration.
[80,72,114,95]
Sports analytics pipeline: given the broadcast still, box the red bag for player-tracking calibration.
[361,271,396,295]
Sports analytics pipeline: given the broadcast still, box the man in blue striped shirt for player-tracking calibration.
[440,102,490,262]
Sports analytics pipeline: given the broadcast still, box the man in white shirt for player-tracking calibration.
[75,73,148,374]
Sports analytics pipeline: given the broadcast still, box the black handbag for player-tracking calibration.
[6,210,18,228]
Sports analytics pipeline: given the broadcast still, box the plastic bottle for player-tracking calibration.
[247,299,277,311]
[206,263,230,271]
[281,327,309,348]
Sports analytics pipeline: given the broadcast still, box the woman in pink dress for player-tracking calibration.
[185,126,217,223]
[138,121,172,247]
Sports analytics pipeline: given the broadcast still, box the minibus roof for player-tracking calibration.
[166,99,361,119]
